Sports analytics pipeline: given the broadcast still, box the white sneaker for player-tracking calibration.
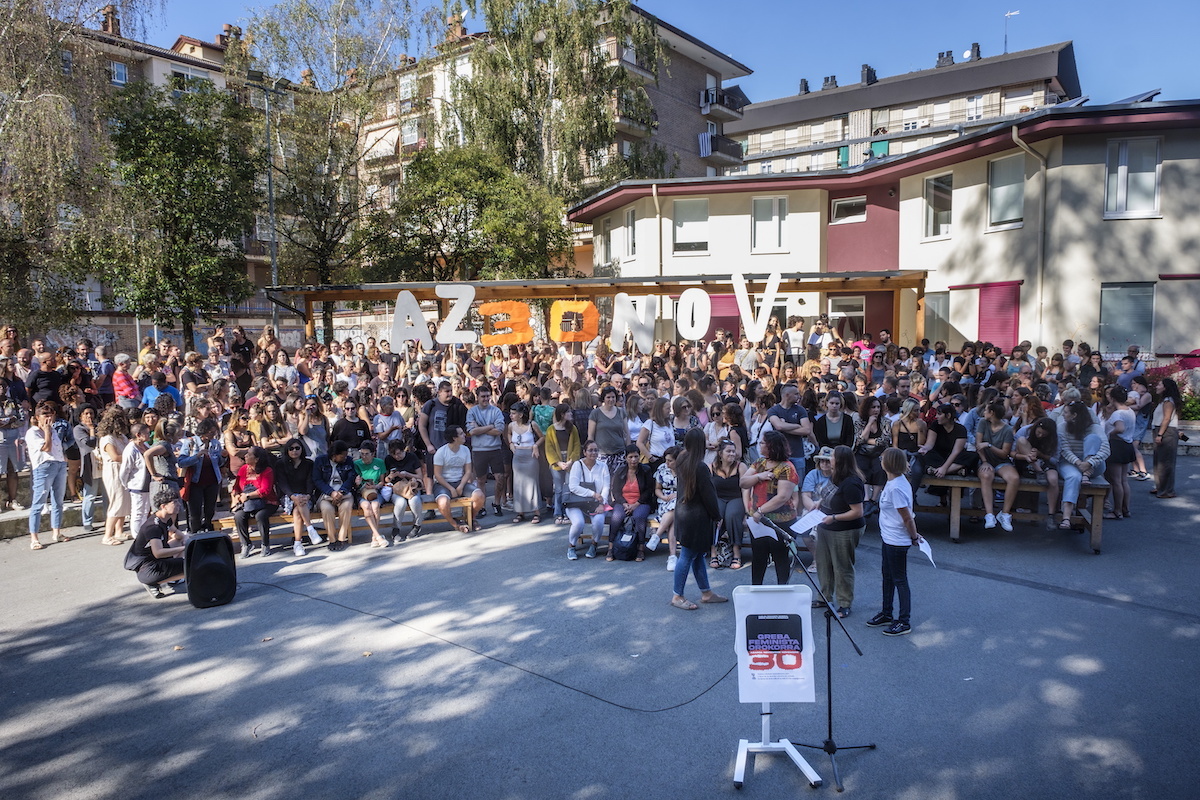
[984,513,996,529]
[293,541,305,557]
[9,500,27,511]
[646,533,660,552]
[997,512,1013,532]
[308,529,324,546]
[666,554,678,572]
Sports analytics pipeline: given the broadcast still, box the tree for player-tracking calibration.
[361,146,571,283]
[242,0,432,342]
[0,1,158,332]
[452,0,669,201]
[93,80,260,350]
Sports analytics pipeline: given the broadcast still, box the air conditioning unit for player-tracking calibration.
[918,118,931,128]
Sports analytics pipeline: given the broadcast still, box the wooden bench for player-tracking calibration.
[213,496,475,541]
[916,475,1108,553]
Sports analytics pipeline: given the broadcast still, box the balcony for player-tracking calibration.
[601,39,654,84]
[699,87,745,122]
[698,132,743,167]
[400,137,428,157]
[614,97,657,138]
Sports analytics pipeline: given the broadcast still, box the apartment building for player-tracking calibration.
[725,41,1081,175]
[359,8,753,206]
[568,99,1200,358]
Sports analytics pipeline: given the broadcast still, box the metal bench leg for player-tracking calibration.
[950,486,962,542]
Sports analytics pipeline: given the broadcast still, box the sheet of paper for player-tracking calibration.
[790,508,826,536]
[917,536,936,567]
[746,517,779,540]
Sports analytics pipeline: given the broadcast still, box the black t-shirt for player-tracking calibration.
[385,452,422,477]
[820,475,866,531]
[180,368,208,392]
[422,398,452,450]
[933,422,968,457]
[231,338,255,366]
[330,418,372,450]
[132,516,171,562]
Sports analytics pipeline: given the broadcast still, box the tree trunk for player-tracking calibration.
[322,301,335,345]
[181,316,196,354]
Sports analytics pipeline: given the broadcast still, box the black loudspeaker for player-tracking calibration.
[184,532,238,608]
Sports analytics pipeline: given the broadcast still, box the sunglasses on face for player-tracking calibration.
[288,445,303,451]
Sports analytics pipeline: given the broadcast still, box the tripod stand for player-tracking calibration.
[763,516,876,792]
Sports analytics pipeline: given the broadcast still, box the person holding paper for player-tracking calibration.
[815,445,866,618]
[867,448,921,636]
[742,430,799,587]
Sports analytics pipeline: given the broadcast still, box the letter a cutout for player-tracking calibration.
[391,291,433,350]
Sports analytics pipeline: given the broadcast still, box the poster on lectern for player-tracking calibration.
[733,585,816,704]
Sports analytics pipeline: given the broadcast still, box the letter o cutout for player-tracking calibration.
[676,288,712,340]
[549,300,600,343]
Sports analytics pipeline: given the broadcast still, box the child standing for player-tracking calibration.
[867,448,922,636]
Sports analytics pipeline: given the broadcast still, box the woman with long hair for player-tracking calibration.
[543,403,581,524]
[608,444,652,562]
[976,400,1021,531]
[97,405,131,545]
[815,445,866,618]
[636,396,674,472]
[1103,385,1137,519]
[854,395,889,505]
[669,428,726,610]
[234,446,280,557]
[1150,378,1181,499]
[1057,400,1110,527]
[1128,375,1153,481]
[1015,417,1060,528]
[507,402,543,524]
[709,439,748,571]
[744,430,799,586]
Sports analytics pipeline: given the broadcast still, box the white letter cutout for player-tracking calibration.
[610,293,658,355]
[732,271,782,343]
[435,284,478,345]
[676,288,712,340]
[391,291,433,350]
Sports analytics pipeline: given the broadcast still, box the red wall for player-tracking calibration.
[826,184,899,273]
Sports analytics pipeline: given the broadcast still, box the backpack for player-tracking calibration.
[610,515,639,561]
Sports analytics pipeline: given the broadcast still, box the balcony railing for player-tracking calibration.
[600,39,654,82]
[698,132,744,165]
[700,87,746,121]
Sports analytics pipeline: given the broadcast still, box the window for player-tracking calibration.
[902,106,920,131]
[827,296,864,342]
[600,218,612,263]
[759,162,773,175]
[672,198,708,253]
[1099,282,1154,353]
[1105,138,1161,218]
[624,208,636,257]
[924,173,953,238]
[255,214,277,242]
[752,197,787,251]
[170,66,210,94]
[399,76,415,99]
[837,146,849,169]
[784,156,798,172]
[830,196,866,225]
[988,155,1024,228]
[108,61,127,86]
[401,119,419,146]
[924,292,950,346]
[977,283,1021,350]
[966,95,983,122]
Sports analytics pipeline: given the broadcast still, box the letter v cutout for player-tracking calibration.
[731,271,782,342]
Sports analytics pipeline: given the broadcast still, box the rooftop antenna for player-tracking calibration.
[1004,10,1020,54]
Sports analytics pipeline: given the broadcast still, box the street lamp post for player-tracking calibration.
[246,70,289,334]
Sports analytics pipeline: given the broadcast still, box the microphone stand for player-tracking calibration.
[762,515,875,792]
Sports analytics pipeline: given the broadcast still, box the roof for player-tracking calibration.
[637,5,752,80]
[568,98,1200,221]
[77,28,224,72]
[171,35,227,54]
[727,41,1079,135]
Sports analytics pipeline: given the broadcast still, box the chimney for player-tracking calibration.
[935,50,954,68]
[798,78,810,95]
[969,42,982,61]
[100,4,121,37]
[446,13,467,42]
[218,23,241,46]
[861,64,877,85]
[822,75,838,91]
[301,68,315,88]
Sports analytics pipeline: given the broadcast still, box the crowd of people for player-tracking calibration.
[0,315,1186,619]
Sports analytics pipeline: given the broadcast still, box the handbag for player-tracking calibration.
[564,475,599,514]
[243,498,267,513]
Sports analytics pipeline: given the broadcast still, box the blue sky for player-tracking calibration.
[149,0,1200,104]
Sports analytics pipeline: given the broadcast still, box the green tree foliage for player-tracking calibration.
[242,0,433,341]
[452,0,669,201]
[95,80,260,351]
[0,1,160,332]
[362,146,571,283]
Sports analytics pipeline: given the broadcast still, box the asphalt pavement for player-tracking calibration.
[2,460,1199,800]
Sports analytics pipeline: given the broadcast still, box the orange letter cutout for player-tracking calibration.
[479,301,534,347]
[548,300,600,343]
